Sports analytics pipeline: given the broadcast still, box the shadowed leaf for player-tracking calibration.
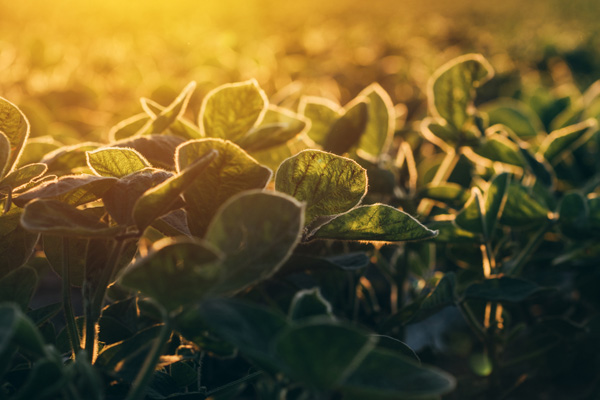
[0,207,39,278]
[41,142,102,175]
[176,139,272,237]
[112,134,186,170]
[238,105,308,152]
[0,266,38,309]
[0,163,47,191]
[464,277,550,302]
[109,113,150,142]
[44,235,87,286]
[289,288,334,321]
[323,100,368,155]
[538,119,598,164]
[481,100,543,139]
[137,81,196,136]
[299,96,342,146]
[500,182,549,227]
[420,183,470,209]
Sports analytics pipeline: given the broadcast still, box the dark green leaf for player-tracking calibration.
[341,348,456,399]
[0,97,30,175]
[356,83,395,161]
[275,150,367,225]
[481,100,542,139]
[427,220,479,243]
[0,303,47,363]
[13,174,117,207]
[454,188,485,234]
[119,237,222,310]
[44,235,87,286]
[538,119,597,164]
[238,106,308,152]
[473,132,525,167]
[413,272,457,322]
[27,303,62,327]
[41,142,102,175]
[205,190,304,294]
[313,204,437,242]
[373,335,420,363]
[133,149,217,230]
[12,359,66,400]
[500,182,550,227]
[323,100,368,155]
[0,207,39,278]
[102,167,172,225]
[21,199,122,237]
[0,267,37,309]
[558,191,589,240]
[464,277,550,302]
[520,145,553,187]
[421,118,461,150]
[112,134,186,170]
[201,79,267,142]
[428,54,494,130]
[288,288,334,321]
[95,325,163,370]
[299,96,342,146]
[176,138,272,236]
[274,320,376,389]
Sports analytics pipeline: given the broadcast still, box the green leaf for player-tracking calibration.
[538,119,598,164]
[421,118,461,150]
[0,303,47,364]
[455,188,485,234]
[0,207,39,278]
[520,146,554,187]
[419,183,470,209]
[323,100,368,155]
[275,150,367,225]
[313,204,437,242]
[288,288,334,321]
[237,105,308,152]
[500,182,550,227]
[341,348,456,399]
[558,191,589,240]
[41,142,102,175]
[0,163,47,191]
[481,100,543,139]
[21,199,122,237]
[14,174,118,207]
[200,79,268,142]
[0,266,38,309]
[412,272,457,322]
[427,220,479,243]
[428,54,494,130]
[473,132,525,167]
[0,131,10,178]
[463,277,550,303]
[140,98,203,140]
[274,320,376,389]
[589,197,600,233]
[44,235,87,286]
[133,149,217,231]
[102,168,172,225]
[299,96,342,146]
[0,97,30,175]
[86,147,151,178]
[194,298,287,372]
[137,81,197,136]
[96,325,163,370]
[373,336,420,363]
[17,136,61,168]
[205,190,304,294]
[112,134,186,170]
[176,138,272,236]
[108,113,150,141]
[356,83,395,161]
[119,237,222,310]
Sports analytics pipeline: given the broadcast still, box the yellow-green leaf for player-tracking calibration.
[87,147,151,178]
[538,119,598,165]
[0,131,10,178]
[299,96,342,146]
[356,83,395,161]
[0,97,30,175]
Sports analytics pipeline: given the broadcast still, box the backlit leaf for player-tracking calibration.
[137,81,196,136]
[21,199,122,237]
[0,131,10,178]
[323,100,368,155]
[410,272,457,322]
[176,139,272,236]
[87,147,151,178]
[14,174,117,207]
[428,54,494,130]
[0,163,47,191]
[313,204,437,242]
[288,288,334,321]
[41,142,102,175]
[356,83,395,161]
[500,182,550,227]
[140,98,202,140]
[17,136,61,168]
[538,119,597,164]
[299,96,342,146]
[419,183,470,209]
[0,207,39,278]
[108,113,150,142]
[455,188,485,234]
[481,100,543,139]
[112,134,186,170]
[0,97,30,174]
[205,190,304,294]
[119,237,223,310]
[428,220,479,243]
[275,150,367,225]
[473,132,525,167]
[201,79,268,142]
[133,149,217,230]
[463,277,550,302]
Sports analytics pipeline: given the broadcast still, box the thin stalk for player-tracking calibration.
[458,300,486,343]
[84,238,127,362]
[62,237,81,358]
[417,148,460,216]
[205,371,263,397]
[125,314,172,400]
[506,220,553,277]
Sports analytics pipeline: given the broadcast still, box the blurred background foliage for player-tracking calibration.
[2,0,600,144]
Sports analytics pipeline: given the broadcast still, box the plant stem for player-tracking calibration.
[62,237,81,358]
[84,238,127,362]
[125,312,172,400]
[457,300,486,343]
[505,219,553,277]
